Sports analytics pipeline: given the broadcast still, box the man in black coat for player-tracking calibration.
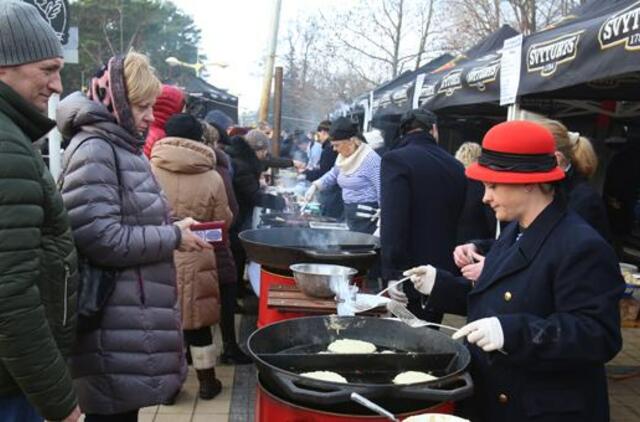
[302,120,344,219]
[380,109,466,322]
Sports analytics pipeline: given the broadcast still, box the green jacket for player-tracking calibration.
[0,81,79,420]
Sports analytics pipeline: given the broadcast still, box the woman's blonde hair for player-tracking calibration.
[124,51,162,106]
[525,113,598,179]
[455,142,482,168]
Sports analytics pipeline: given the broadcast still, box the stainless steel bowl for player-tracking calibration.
[289,263,358,298]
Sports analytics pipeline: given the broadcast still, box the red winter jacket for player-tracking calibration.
[143,84,185,158]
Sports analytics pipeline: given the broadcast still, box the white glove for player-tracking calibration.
[403,265,436,295]
[452,317,504,352]
[387,280,408,304]
[304,183,318,202]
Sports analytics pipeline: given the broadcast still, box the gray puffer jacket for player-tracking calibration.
[57,92,186,414]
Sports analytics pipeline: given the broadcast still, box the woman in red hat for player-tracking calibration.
[402,120,623,422]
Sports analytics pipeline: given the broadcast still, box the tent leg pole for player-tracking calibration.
[507,102,521,121]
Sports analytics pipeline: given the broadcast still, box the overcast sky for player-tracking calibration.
[172,0,345,115]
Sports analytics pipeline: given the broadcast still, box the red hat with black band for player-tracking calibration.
[466,120,565,184]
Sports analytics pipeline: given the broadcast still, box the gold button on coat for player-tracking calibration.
[498,393,509,404]
[504,291,513,301]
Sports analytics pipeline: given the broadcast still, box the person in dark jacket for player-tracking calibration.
[58,52,210,421]
[0,2,80,421]
[455,142,497,243]
[299,120,344,219]
[532,116,611,243]
[405,121,623,422]
[202,122,252,365]
[381,109,466,324]
[457,116,612,283]
[224,134,265,364]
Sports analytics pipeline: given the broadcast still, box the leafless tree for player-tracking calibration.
[442,0,585,53]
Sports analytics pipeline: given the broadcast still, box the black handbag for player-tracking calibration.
[59,135,121,333]
[75,255,118,332]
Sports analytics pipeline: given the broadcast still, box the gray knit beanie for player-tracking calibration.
[0,0,63,66]
[245,129,270,151]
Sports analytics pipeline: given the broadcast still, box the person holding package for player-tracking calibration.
[403,121,623,422]
[151,113,233,399]
[57,51,210,421]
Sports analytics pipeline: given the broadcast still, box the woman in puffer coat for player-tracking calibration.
[151,114,233,399]
[57,52,210,422]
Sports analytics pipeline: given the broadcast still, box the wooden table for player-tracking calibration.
[267,284,387,317]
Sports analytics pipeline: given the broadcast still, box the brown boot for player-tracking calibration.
[191,345,223,400]
[196,368,223,400]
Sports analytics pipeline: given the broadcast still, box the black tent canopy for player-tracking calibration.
[165,73,239,122]
[416,25,519,115]
[519,0,640,101]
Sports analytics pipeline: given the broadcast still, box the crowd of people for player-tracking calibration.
[0,1,630,421]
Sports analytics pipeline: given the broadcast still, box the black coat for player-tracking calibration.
[225,136,262,230]
[457,179,496,243]
[304,140,337,182]
[380,130,466,320]
[428,199,623,422]
[563,168,612,243]
[305,141,344,219]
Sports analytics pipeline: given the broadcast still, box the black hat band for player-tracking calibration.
[479,149,557,173]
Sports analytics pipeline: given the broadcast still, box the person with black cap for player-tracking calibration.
[299,120,344,219]
[381,109,466,325]
[0,1,80,420]
[150,113,233,401]
[305,117,381,233]
[402,121,623,422]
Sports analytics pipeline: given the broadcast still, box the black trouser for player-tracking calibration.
[230,228,248,297]
[343,202,377,234]
[85,410,138,422]
[183,326,213,347]
[219,282,239,347]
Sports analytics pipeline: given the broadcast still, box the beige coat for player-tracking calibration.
[151,137,233,330]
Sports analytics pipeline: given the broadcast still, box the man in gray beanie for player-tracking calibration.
[0,1,81,421]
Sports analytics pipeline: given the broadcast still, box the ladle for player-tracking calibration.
[350,392,399,421]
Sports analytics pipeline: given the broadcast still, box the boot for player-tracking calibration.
[195,368,222,400]
[191,345,223,400]
[220,342,252,365]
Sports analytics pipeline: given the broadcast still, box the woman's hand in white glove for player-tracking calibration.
[453,243,478,269]
[452,317,504,352]
[387,279,408,304]
[304,183,318,202]
[403,265,436,295]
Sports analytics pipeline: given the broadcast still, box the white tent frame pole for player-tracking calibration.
[507,102,521,121]
[47,94,62,181]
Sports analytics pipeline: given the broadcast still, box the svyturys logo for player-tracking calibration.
[466,61,500,91]
[418,82,437,102]
[437,70,463,96]
[527,31,583,77]
[599,1,640,51]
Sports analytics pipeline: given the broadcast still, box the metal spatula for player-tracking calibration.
[386,300,460,332]
[388,300,508,355]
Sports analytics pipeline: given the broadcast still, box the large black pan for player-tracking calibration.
[239,228,380,272]
[247,316,473,411]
